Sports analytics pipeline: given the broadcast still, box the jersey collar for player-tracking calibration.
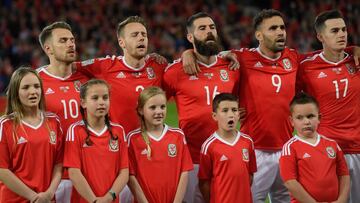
[256,47,282,61]
[196,55,218,68]
[122,56,146,71]
[146,124,168,142]
[88,125,108,137]
[214,131,240,146]
[294,133,320,147]
[21,112,44,130]
[319,52,349,65]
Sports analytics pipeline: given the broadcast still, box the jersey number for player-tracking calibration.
[332,78,348,99]
[271,74,282,93]
[204,86,219,105]
[61,99,79,119]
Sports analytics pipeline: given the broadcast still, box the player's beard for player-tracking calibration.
[264,35,286,53]
[194,34,221,56]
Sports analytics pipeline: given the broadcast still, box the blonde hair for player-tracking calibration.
[137,86,166,160]
[5,67,48,145]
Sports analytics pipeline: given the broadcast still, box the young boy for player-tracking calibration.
[198,93,256,203]
[279,92,350,203]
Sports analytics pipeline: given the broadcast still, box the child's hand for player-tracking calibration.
[33,192,52,203]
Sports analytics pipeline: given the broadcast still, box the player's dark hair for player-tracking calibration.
[253,9,284,30]
[289,92,319,113]
[212,93,238,112]
[186,12,214,33]
[314,10,344,34]
[137,86,166,160]
[79,79,117,146]
[39,21,72,49]
[117,16,147,38]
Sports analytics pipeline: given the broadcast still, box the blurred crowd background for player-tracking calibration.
[0,0,359,94]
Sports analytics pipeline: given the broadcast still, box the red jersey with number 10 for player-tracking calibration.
[234,47,300,150]
[163,57,240,163]
[298,53,360,153]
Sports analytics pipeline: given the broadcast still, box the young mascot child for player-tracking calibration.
[280,92,350,203]
[127,86,193,203]
[0,67,63,202]
[198,93,257,203]
[64,79,129,203]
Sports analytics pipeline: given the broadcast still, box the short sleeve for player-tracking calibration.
[198,150,212,180]
[248,142,257,174]
[181,141,194,172]
[279,145,298,181]
[335,144,349,176]
[55,119,64,164]
[119,129,129,170]
[0,123,10,169]
[63,125,82,169]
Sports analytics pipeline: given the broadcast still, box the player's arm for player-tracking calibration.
[284,179,317,203]
[97,168,129,202]
[173,171,189,203]
[198,179,210,203]
[128,175,149,203]
[68,168,97,203]
[146,53,168,65]
[334,175,350,203]
[0,169,38,202]
[181,49,239,75]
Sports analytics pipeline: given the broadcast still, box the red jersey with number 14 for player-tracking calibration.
[298,53,360,153]
[163,57,240,163]
[234,47,300,150]
[76,56,165,134]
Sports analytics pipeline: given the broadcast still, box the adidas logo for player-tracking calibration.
[303,153,311,159]
[317,72,327,78]
[220,154,228,161]
[45,88,55,95]
[189,75,199,80]
[141,149,148,155]
[116,72,126,79]
[254,61,263,68]
[17,136,27,144]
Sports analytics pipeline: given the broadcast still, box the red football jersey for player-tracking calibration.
[76,56,165,134]
[298,52,360,153]
[163,57,240,163]
[0,113,63,203]
[234,47,300,150]
[38,67,89,132]
[198,131,256,203]
[127,125,193,203]
[280,134,349,203]
[64,121,128,203]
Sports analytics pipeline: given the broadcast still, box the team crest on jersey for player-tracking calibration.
[219,69,229,82]
[242,148,249,162]
[345,63,356,74]
[146,67,156,79]
[74,80,81,92]
[109,139,119,152]
[326,146,336,159]
[168,144,177,157]
[282,58,292,71]
[49,131,56,144]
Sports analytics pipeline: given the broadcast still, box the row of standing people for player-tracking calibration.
[1,8,360,203]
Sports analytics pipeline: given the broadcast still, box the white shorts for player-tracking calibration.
[251,150,290,203]
[184,164,204,203]
[119,185,133,203]
[345,153,360,203]
[55,179,72,203]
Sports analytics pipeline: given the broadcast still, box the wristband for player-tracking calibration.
[108,190,116,201]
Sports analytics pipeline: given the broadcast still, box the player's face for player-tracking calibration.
[256,16,286,53]
[188,17,220,56]
[119,22,148,59]
[290,103,320,138]
[213,101,239,132]
[19,73,42,110]
[47,28,76,63]
[81,84,110,119]
[140,94,167,128]
[317,18,347,52]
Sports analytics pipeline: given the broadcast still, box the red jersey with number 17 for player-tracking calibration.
[298,53,360,153]
[37,67,89,132]
[163,56,240,163]
[234,47,300,150]
[76,56,165,134]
